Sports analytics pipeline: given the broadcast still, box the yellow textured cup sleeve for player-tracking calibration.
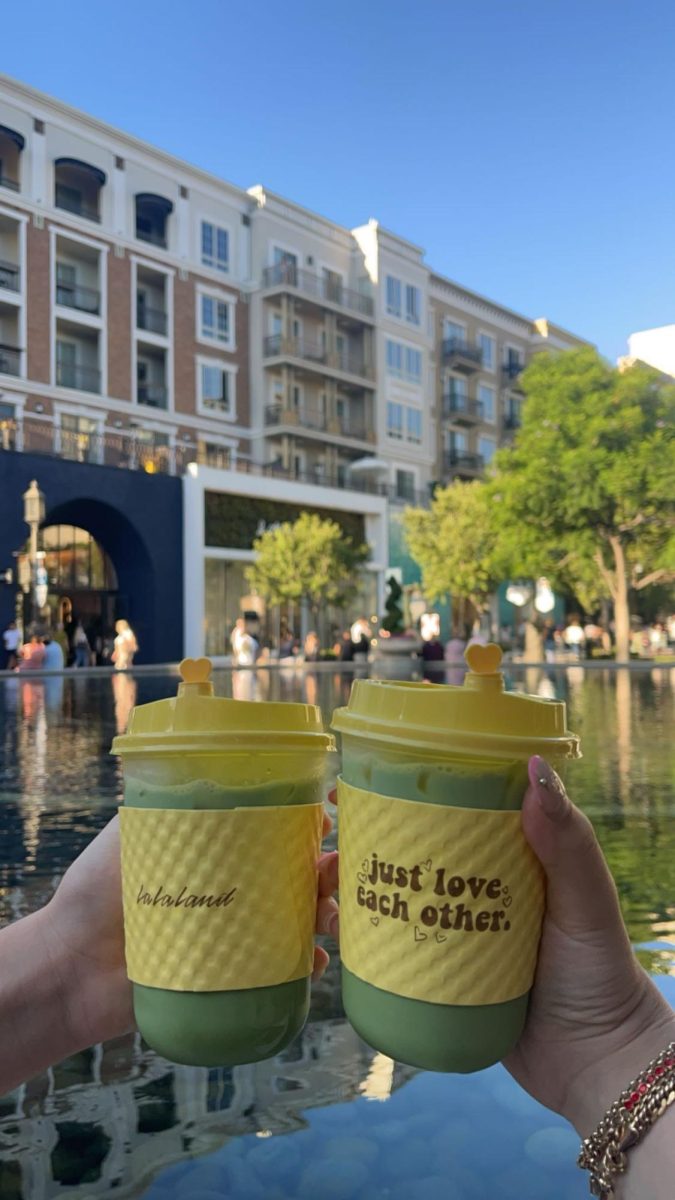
[338,780,544,1006]
[119,804,323,992]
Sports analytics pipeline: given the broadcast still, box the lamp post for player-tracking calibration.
[22,479,45,630]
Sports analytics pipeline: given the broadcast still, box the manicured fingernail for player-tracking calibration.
[328,913,339,939]
[529,755,568,818]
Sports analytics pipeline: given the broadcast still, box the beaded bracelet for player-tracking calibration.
[578,1041,675,1198]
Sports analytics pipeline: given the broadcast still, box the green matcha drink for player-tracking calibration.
[113,657,332,1067]
[333,643,579,1073]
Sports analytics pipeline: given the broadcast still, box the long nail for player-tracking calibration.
[528,755,569,819]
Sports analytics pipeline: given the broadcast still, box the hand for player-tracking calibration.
[41,809,339,1057]
[504,756,675,1134]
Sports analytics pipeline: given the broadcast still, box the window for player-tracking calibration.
[444,319,465,345]
[201,221,229,272]
[61,413,99,463]
[396,469,415,502]
[387,401,403,439]
[200,294,233,346]
[387,339,422,383]
[199,362,235,417]
[478,383,495,422]
[448,430,467,453]
[478,435,496,464]
[478,333,495,369]
[272,246,297,283]
[0,401,16,450]
[386,275,401,317]
[505,345,525,369]
[406,407,422,444]
[405,284,421,325]
[447,375,468,402]
[200,441,231,470]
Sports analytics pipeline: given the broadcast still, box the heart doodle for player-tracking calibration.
[503,895,513,908]
[362,860,369,874]
[414,926,428,943]
[370,916,380,926]
[435,931,447,944]
[357,872,367,884]
[420,859,432,872]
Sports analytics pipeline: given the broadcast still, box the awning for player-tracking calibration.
[55,157,106,186]
[135,193,174,217]
[0,125,25,152]
[347,456,388,474]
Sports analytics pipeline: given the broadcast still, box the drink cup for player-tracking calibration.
[332,643,580,1073]
[113,657,332,1067]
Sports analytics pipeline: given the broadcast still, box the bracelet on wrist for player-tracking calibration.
[578,1040,675,1198]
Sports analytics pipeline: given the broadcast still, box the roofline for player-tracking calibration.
[430,270,534,329]
[0,72,251,206]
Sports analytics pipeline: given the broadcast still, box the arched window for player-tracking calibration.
[135,193,173,248]
[0,125,24,192]
[54,158,106,222]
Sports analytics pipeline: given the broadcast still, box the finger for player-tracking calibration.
[328,786,338,807]
[322,812,333,838]
[312,945,329,982]
[318,851,339,897]
[316,895,339,938]
[523,756,628,942]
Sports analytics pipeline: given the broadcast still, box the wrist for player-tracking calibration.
[563,982,675,1136]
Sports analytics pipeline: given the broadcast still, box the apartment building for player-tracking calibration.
[0,73,589,658]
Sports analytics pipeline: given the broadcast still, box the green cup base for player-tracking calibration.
[133,977,310,1067]
[342,966,528,1073]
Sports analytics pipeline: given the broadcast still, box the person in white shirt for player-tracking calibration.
[2,622,20,670]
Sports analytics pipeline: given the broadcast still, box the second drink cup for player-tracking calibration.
[332,643,580,1073]
[113,656,333,1067]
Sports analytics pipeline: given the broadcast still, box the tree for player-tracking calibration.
[381,575,404,635]
[403,480,499,630]
[245,511,370,619]
[490,348,675,660]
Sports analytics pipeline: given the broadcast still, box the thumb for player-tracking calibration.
[522,756,628,943]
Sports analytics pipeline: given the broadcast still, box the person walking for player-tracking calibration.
[112,620,138,671]
[2,621,20,670]
[73,621,91,668]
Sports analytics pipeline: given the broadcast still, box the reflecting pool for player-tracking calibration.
[1,663,674,1199]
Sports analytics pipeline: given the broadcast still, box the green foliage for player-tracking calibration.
[245,511,370,612]
[489,349,675,619]
[404,480,499,609]
[381,574,404,634]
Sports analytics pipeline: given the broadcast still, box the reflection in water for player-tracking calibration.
[0,665,673,1198]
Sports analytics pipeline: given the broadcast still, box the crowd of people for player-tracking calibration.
[229,616,374,667]
[1,618,138,672]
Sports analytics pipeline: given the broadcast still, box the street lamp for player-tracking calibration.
[22,479,45,628]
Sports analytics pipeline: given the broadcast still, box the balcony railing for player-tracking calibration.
[137,382,168,409]
[0,417,433,504]
[56,282,100,315]
[441,338,482,371]
[0,261,20,292]
[504,411,522,430]
[56,361,101,393]
[442,393,484,424]
[262,264,374,319]
[0,173,19,193]
[502,360,524,380]
[137,304,168,335]
[444,450,485,474]
[136,227,167,249]
[263,334,374,381]
[0,344,21,376]
[264,404,371,442]
[54,191,100,223]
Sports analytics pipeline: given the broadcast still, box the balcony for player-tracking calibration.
[137,301,167,335]
[0,261,19,292]
[442,337,482,374]
[138,382,168,409]
[0,173,19,193]
[263,334,374,383]
[504,411,522,431]
[56,361,101,393]
[262,264,374,320]
[56,281,100,315]
[0,344,21,376]
[444,450,484,476]
[442,393,483,425]
[54,159,105,224]
[264,404,372,442]
[502,360,525,388]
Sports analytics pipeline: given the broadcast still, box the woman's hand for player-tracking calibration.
[504,756,675,1134]
[0,808,338,1094]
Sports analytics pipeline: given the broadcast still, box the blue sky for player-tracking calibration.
[3,0,673,359]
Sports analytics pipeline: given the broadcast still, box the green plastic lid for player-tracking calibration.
[332,643,580,762]
[112,657,334,755]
